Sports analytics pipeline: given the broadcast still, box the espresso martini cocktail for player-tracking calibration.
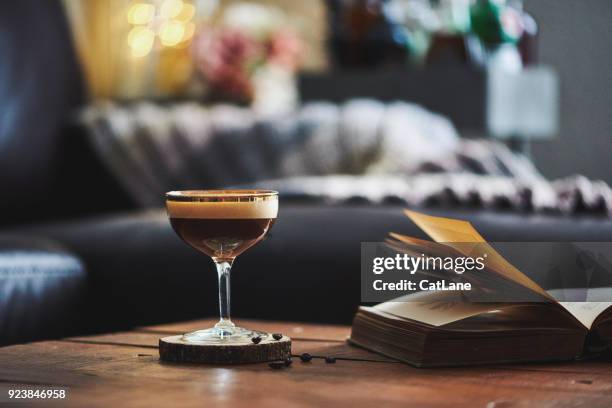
[167,190,277,262]
[166,190,278,344]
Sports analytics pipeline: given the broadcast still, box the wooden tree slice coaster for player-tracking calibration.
[159,334,291,364]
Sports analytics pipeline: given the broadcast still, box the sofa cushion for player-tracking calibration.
[10,204,612,330]
[0,236,86,345]
[0,0,86,226]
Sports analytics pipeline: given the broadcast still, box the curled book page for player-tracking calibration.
[404,210,555,302]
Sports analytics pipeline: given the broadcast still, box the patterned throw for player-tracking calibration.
[81,100,612,216]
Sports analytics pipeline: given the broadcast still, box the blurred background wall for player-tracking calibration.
[528,0,612,184]
[61,0,612,185]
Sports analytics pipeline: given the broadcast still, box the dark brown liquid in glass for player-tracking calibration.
[169,218,276,261]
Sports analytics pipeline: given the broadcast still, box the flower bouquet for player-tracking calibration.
[192,3,302,112]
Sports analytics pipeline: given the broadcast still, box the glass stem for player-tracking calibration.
[214,260,235,329]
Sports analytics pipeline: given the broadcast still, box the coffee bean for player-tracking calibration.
[251,336,262,344]
[325,356,337,364]
[272,333,283,340]
[300,353,312,362]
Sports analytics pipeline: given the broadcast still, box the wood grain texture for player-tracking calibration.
[1,319,612,407]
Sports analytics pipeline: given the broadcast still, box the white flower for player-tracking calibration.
[222,3,285,37]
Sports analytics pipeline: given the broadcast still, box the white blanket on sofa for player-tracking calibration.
[81,100,612,216]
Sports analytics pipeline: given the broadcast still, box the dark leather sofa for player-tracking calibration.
[10,206,612,337]
[2,0,612,346]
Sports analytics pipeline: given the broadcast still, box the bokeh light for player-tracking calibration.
[126,0,195,57]
[160,0,184,20]
[128,26,155,57]
[175,3,195,22]
[127,3,155,25]
[159,20,186,47]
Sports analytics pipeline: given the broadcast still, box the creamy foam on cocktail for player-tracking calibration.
[166,197,278,219]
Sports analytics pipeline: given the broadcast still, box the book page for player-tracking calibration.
[374,291,501,327]
[558,302,612,329]
[404,210,554,302]
[549,287,612,302]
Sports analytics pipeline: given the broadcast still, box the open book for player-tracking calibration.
[349,210,612,367]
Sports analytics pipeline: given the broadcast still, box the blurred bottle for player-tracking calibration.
[425,0,472,66]
[471,0,521,44]
[469,0,524,72]
[434,0,471,33]
[513,0,539,66]
[327,0,410,68]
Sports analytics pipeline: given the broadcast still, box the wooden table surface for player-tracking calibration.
[1,319,612,407]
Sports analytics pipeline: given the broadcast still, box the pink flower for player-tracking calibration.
[191,25,303,103]
[192,28,262,101]
[266,29,302,70]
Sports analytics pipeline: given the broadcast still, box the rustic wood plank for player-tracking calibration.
[2,339,612,392]
[62,366,612,408]
[3,342,612,408]
[2,320,612,407]
[65,330,395,363]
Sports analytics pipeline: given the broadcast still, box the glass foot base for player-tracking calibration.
[182,326,267,345]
